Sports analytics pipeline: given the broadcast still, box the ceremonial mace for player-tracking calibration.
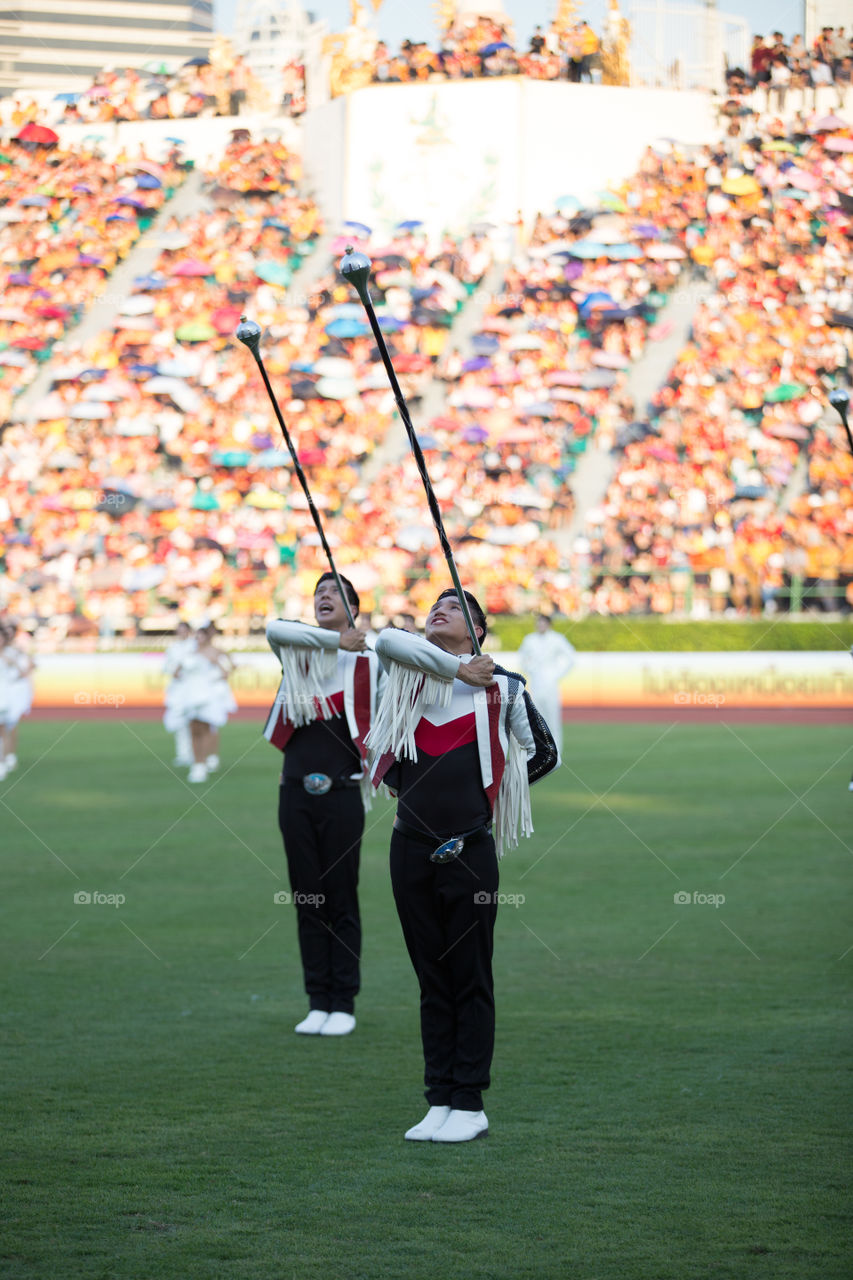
[236,316,356,627]
[339,247,482,656]
[828,388,853,458]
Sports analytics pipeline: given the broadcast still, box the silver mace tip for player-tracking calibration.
[236,315,262,354]
[829,388,850,416]
[339,244,372,302]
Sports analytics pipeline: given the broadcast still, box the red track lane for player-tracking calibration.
[28,706,852,724]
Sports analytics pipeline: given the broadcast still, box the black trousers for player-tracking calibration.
[390,827,499,1111]
[278,784,363,1014]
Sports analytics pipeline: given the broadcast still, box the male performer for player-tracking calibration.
[370,588,558,1142]
[518,613,576,755]
[265,573,382,1037]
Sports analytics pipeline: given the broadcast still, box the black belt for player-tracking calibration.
[393,817,491,864]
[284,772,362,795]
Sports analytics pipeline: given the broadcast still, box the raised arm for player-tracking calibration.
[374,627,492,685]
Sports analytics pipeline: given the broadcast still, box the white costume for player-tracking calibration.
[517,625,576,752]
[163,634,195,763]
[4,646,33,729]
[169,640,236,730]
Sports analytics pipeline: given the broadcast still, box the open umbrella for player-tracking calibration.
[577,291,617,312]
[762,140,797,152]
[211,305,243,335]
[171,259,211,277]
[254,260,292,287]
[580,370,618,389]
[507,333,545,351]
[567,241,609,258]
[135,173,162,190]
[18,194,52,207]
[721,174,761,195]
[325,318,370,339]
[69,402,111,419]
[823,136,853,153]
[763,421,810,440]
[461,356,492,372]
[117,295,154,316]
[555,194,582,213]
[211,449,251,467]
[184,56,209,66]
[479,41,513,55]
[765,382,808,402]
[810,113,847,132]
[15,123,58,145]
[133,274,167,290]
[344,220,372,237]
[175,321,217,342]
[645,243,686,259]
[395,219,424,231]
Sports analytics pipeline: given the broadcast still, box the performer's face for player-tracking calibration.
[425,595,480,654]
[314,580,351,630]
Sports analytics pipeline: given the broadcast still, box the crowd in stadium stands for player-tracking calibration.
[0,55,271,129]
[726,28,852,110]
[0,137,499,639]
[370,14,601,85]
[0,137,186,427]
[0,87,851,638]
[581,119,853,617]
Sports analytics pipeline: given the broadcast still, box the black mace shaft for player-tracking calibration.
[236,316,356,628]
[828,389,853,458]
[339,248,482,656]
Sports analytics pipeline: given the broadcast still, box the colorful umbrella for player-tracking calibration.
[171,259,211,278]
[721,174,761,196]
[175,321,216,342]
[765,383,808,402]
[15,123,59,145]
[254,260,292,286]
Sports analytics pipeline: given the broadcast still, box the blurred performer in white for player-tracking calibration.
[1,621,34,775]
[177,624,237,783]
[518,614,576,756]
[163,620,195,767]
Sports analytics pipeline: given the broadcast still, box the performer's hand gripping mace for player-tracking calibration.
[236,316,356,627]
[339,248,482,656]
[828,388,853,458]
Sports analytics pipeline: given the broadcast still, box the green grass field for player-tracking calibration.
[1,719,851,1280]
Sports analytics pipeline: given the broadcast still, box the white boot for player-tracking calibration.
[294,1010,329,1035]
[173,725,192,766]
[319,1012,356,1036]
[188,762,208,783]
[6,753,17,771]
[431,1109,489,1143]
[205,754,220,771]
[405,1106,451,1141]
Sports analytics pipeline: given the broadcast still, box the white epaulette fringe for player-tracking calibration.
[493,732,533,859]
[359,772,374,814]
[277,647,339,727]
[364,661,453,762]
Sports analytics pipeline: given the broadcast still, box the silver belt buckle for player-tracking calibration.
[303,772,332,795]
[430,836,465,865]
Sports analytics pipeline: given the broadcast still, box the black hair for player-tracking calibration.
[435,588,487,644]
[315,572,360,616]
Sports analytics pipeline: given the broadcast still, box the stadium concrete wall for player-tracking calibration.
[302,79,717,238]
[28,651,853,712]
